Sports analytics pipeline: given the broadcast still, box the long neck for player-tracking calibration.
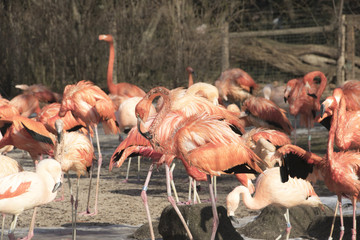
[237,186,268,210]
[315,71,327,99]
[327,98,338,164]
[107,40,116,93]
[188,72,193,87]
[334,95,347,149]
[148,93,171,140]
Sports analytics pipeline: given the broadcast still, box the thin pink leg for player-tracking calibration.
[308,118,311,152]
[352,197,357,240]
[165,164,193,240]
[81,125,101,216]
[294,116,297,145]
[338,196,345,240]
[19,207,37,240]
[207,175,219,240]
[141,164,155,240]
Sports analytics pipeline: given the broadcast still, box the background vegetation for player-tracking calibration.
[0,0,359,99]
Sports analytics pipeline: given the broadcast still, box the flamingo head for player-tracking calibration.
[318,96,337,123]
[98,34,113,43]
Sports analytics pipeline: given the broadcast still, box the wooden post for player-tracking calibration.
[336,15,346,86]
[221,21,229,71]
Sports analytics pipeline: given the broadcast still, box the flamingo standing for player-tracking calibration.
[284,71,327,151]
[317,88,360,150]
[55,119,94,239]
[0,155,23,240]
[59,80,118,215]
[136,87,267,240]
[278,95,360,240]
[226,167,322,239]
[0,159,62,240]
[98,34,146,98]
[215,68,258,106]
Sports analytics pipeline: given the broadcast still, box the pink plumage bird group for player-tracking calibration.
[0,32,360,240]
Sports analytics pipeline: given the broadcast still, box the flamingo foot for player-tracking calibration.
[54,195,65,202]
[78,208,97,216]
[122,179,129,183]
[8,233,15,240]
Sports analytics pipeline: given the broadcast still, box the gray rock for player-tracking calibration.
[158,203,243,240]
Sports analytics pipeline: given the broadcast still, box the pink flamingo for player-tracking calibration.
[98,34,146,98]
[59,80,119,215]
[277,94,360,240]
[136,87,267,240]
[284,71,327,151]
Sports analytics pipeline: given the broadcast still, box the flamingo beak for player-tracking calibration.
[284,97,287,103]
[137,116,152,140]
[320,104,325,118]
[52,181,62,193]
[229,216,239,224]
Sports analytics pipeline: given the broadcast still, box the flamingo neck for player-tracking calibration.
[314,72,327,99]
[334,94,347,149]
[237,186,267,210]
[188,73,193,87]
[327,98,338,164]
[106,40,116,94]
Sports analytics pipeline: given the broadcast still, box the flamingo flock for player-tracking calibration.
[0,33,359,240]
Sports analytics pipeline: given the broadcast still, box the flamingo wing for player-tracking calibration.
[275,144,323,183]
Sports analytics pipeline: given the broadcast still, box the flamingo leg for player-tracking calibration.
[91,124,102,216]
[141,164,155,240]
[352,197,357,240]
[193,179,197,204]
[67,173,76,239]
[169,163,179,203]
[1,214,5,240]
[328,200,339,240]
[294,116,297,145]
[187,177,193,204]
[19,207,37,240]
[73,176,80,240]
[8,214,18,240]
[165,164,193,240]
[307,117,311,152]
[284,208,291,240]
[123,157,132,183]
[81,125,101,216]
[207,175,219,240]
[81,157,94,215]
[338,196,345,240]
[137,155,141,182]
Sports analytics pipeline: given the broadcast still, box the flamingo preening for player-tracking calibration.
[215,68,258,106]
[136,86,267,240]
[59,80,119,215]
[284,71,327,151]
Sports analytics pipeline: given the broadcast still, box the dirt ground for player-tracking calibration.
[3,124,336,239]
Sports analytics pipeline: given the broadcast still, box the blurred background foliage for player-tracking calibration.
[0,0,359,98]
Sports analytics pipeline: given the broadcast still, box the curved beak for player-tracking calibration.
[229,216,239,224]
[320,104,325,118]
[284,97,287,103]
[137,116,152,140]
[52,182,62,193]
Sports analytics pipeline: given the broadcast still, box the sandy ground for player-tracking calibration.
[1,124,344,239]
